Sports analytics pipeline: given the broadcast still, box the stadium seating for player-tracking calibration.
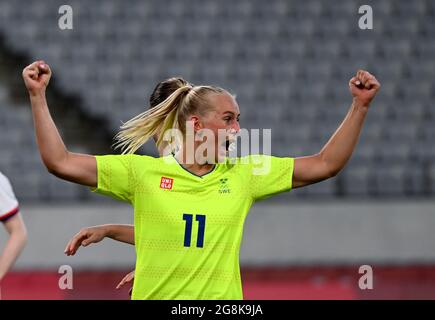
[0,0,433,200]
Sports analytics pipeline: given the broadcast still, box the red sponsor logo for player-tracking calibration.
[160,177,174,190]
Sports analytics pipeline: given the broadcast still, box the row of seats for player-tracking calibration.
[0,0,434,200]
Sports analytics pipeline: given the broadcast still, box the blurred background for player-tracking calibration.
[0,0,434,299]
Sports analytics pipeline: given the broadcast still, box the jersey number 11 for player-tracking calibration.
[183,214,206,248]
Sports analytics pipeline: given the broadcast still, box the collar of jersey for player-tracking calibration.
[166,154,219,179]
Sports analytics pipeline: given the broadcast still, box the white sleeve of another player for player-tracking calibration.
[0,172,19,221]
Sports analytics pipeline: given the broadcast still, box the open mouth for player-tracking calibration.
[220,132,237,153]
[223,139,236,152]
[219,139,232,153]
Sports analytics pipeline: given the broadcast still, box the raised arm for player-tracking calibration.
[292,70,380,188]
[22,61,97,187]
[0,213,27,281]
[64,224,135,256]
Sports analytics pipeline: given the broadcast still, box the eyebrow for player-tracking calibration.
[223,111,240,117]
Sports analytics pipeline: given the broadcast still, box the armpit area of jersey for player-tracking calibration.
[0,206,19,222]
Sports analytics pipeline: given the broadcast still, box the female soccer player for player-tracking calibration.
[0,171,27,298]
[23,60,380,299]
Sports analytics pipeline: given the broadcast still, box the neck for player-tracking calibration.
[173,144,215,176]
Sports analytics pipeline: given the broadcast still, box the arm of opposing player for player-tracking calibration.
[0,213,27,281]
[65,224,134,256]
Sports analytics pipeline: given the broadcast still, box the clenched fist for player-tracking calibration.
[349,70,380,108]
[22,60,52,95]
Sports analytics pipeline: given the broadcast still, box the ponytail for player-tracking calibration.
[114,85,192,154]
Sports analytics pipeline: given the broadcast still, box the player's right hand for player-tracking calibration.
[22,60,52,95]
[64,226,107,256]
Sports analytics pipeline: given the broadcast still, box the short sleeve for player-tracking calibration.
[0,206,19,222]
[92,155,136,202]
[248,155,294,201]
[0,172,19,221]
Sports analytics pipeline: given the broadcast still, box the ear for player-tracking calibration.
[189,115,202,132]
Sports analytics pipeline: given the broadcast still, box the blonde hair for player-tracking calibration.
[114,84,228,154]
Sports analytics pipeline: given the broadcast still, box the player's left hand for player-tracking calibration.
[349,70,381,108]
